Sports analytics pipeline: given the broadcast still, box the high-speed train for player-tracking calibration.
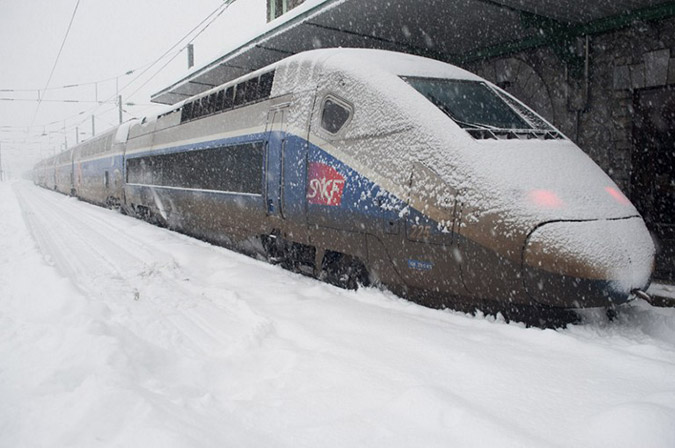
[33,48,655,321]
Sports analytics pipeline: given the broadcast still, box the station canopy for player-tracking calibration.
[151,0,675,105]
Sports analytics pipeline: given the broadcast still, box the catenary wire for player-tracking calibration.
[50,0,235,137]
[13,0,239,146]
[28,0,82,131]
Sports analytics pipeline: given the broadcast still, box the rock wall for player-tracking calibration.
[466,16,675,196]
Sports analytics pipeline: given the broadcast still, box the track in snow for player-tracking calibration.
[3,181,675,448]
[14,182,274,358]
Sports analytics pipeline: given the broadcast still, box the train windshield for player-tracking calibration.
[403,77,562,140]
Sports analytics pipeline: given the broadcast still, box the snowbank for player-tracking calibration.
[1,181,674,447]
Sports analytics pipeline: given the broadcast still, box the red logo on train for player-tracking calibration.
[307,162,345,206]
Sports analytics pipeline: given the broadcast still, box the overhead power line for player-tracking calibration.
[13,0,239,146]
[35,0,236,133]
[0,97,152,106]
[1,97,104,104]
[0,65,145,93]
[29,0,82,130]
[121,0,238,103]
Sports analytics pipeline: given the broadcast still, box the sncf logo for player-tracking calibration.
[307,161,345,206]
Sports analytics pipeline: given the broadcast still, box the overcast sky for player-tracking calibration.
[0,0,266,175]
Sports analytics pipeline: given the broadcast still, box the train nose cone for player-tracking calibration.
[522,217,654,307]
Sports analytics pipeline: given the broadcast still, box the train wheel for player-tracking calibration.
[321,252,369,290]
[261,234,286,265]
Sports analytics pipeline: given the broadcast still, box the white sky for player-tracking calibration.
[0,0,266,175]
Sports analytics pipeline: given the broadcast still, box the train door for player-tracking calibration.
[265,106,288,218]
[400,163,467,297]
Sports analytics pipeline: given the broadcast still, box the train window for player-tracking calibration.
[234,83,247,107]
[126,142,264,194]
[193,98,203,118]
[321,97,352,134]
[190,99,199,119]
[208,93,217,114]
[202,97,209,116]
[215,90,224,113]
[180,71,274,124]
[181,102,193,122]
[222,87,234,110]
[204,95,212,115]
[245,77,259,103]
[211,93,219,113]
[258,71,274,98]
[403,77,533,131]
[200,97,208,116]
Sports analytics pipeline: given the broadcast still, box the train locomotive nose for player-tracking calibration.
[522,217,654,308]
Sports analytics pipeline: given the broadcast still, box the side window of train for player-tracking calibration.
[321,96,352,134]
[126,142,264,194]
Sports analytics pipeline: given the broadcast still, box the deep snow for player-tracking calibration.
[1,180,674,447]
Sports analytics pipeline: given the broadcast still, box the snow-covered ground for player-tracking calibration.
[1,180,674,448]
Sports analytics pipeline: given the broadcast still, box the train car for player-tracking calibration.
[32,157,53,188]
[72,127,128,206]
[123,69,277,248]
[34,49,655,320]
[53,148,74,195]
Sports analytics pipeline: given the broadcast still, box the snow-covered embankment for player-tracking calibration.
[1,181,674,447]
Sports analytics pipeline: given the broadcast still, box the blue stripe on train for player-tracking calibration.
[119,131,447,237]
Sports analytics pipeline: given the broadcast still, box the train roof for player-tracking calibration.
[170,48,484,116]
[277,48,483,82]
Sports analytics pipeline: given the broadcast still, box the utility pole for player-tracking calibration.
[116,75,123,125]
[76,126,80,145]
[118,95,123,124]
[187,43,195,69]
[91,115,95,137]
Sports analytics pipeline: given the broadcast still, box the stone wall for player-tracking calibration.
[466,16,675,195]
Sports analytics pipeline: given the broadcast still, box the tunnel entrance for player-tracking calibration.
[631,86,675,282]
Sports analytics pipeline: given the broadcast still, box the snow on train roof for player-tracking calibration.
[294,48,480,78]
[274,48,482,87]
[167,48,480,109]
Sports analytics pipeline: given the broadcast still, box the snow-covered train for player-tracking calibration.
[33,49,655,319]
